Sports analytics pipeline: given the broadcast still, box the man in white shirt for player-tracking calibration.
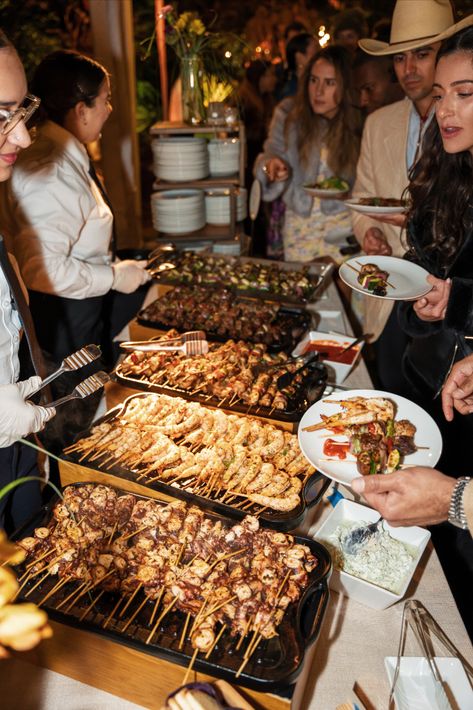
[352,0,458,394]
[0,31,55,532]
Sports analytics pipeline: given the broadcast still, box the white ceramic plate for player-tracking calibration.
[303,186,349,198]
[298,388,442,486]
[249,179,262,221]
[385,657,473,710]
[339,255,431,301]
[344,198,408,214]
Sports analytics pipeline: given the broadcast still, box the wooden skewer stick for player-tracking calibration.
[205,624,227,660]
[108,522,118,545]
[119,525,152,542]
[182,647,199,686]
[64,570,115,613]
[202,594,238,621]
[235,617,253,651]
[37,576,71,607]
[56,581,88,610]
[244,625,261,659]
[118,583,143,618]
[121,595,149,632]
[179,611,191,650]
[275,570,292,601]
[22,570,52,600]
[207,548,247,574]
[25,548,55,571]
[149,587,164,627]
[145,596,178,645]
[25,552,64,581]
[103,595,125,629]
[79,589,106,622]
[353,260,396,289]
[236,632,263,678]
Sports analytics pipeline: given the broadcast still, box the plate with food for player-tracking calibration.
[298,389,442,486]
[344,197,408,214]
[339,255,431,301]
[303,176,350,198]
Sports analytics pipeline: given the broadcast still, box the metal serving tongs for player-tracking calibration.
[390,600,473,710]
[41,371,111,409]
[28,344,102,396]
[120,330,207,354]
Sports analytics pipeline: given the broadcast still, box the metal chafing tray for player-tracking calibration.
[64,393,330,531]
[137,291,312,353]
[14,482,331,692]
[114,354,328,425]
[147,249,333,305]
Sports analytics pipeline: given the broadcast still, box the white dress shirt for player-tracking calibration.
[0,120,115,300]
[0,263,21,385]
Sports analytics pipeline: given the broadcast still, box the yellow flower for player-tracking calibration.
[0,530,25,566]
[175,12,192,32]
[0,567,18,608]
[0,602,52,652]
[190,19,205,36]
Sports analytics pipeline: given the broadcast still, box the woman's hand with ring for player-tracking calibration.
[264,157,290,183]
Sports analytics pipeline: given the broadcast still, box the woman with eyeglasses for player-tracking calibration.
[0,50,150,445]
[0,29,56,532]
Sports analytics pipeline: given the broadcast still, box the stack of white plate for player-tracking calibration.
[151,189,205,234]
[205,188,247,225]
[152,138,209,181]
[207,138,240,177]
[212,240,241,256]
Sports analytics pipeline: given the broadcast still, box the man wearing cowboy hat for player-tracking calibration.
[351,0,460,395]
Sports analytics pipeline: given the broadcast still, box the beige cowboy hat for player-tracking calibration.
[359,0,455,56]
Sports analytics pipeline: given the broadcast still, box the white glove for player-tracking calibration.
[0,377,56,449]
[111,260,150,294]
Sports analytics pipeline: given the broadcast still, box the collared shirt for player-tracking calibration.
[406,103,435,171]
[0,120,115,300]
[0,263,21,385]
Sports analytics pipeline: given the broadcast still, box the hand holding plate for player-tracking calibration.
[362,227,392,256]
[442,352,473,420]
[413,275,451,321]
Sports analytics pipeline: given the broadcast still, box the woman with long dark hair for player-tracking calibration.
[399,25,473,402]
[255,45,363,262]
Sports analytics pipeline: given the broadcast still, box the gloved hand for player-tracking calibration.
[111,260,150,294]
[0,377,56,448]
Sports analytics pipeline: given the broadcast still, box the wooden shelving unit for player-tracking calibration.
[149,120,247,249]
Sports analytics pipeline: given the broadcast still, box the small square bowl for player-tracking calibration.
[292,330,363,383]
[313,499,431,610]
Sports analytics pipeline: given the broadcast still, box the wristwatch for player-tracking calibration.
[448,477,471,530]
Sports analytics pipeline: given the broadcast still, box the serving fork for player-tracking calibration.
[29,344,102,395]
[41,371,111,409]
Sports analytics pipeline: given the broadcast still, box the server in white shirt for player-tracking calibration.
[0,30,55,532]
[0,50,150,371]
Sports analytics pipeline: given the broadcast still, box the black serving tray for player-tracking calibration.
[137,296,312,354]
[114,357,328,425]
[147,251,333,305]
[64,392,331,531]
[14,482,331,692]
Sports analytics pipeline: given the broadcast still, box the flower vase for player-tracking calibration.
[180,56,205,125]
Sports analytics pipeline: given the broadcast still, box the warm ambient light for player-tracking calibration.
[224,50,232,58]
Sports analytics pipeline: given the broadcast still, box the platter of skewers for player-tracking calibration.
[13,483,331,690]
[146,250,332,305]
[63,393,331,530]
[298,389,442,486]
[115,329,328,423]
[339,256,431,301]
[137,286,311,351]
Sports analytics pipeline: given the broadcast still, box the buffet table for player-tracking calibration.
[1,280,472,709]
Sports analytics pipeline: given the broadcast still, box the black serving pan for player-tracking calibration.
[114,357,328,424]
[137,297,312,354]
[63,392,331,531]
[147,251,333,305]
[13,482,331,692]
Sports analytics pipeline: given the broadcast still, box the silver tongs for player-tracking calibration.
[390,600,473,709]
[120,330,207,354]
[42,371,111,409]
[29,344,102,395]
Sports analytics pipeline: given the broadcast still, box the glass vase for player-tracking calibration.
[180,56,205,125]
